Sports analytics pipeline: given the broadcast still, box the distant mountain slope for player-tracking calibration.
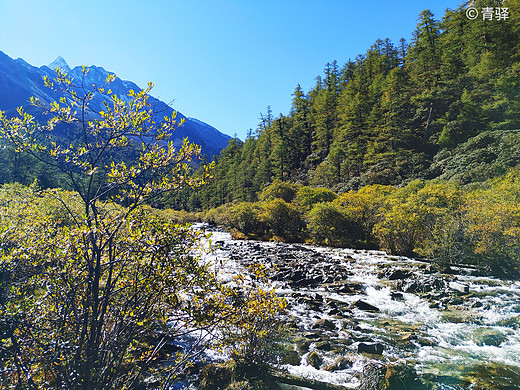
[0,51,231,158]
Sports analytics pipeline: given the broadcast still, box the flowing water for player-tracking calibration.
[199,226,520,389]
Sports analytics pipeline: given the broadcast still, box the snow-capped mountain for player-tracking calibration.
[48,55,71,73]
[0,51,231,158]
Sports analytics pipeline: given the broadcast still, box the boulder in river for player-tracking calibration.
[324,356,355,372]
[280,350,301,365]
[312,318,336,331]
[359,361,425,390]
[315,340,333,351]
[297,339,312,353]
[388,269,412,280]
[306,350,323,369]
[353,300,380,312]
[472,328,509,347]
[357,342,384,355]
[390,292,404,300]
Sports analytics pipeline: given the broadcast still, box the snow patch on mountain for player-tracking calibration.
[48,56,71,73]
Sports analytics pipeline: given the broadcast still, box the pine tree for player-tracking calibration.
[291,84,313,162]
[408,9,441,88]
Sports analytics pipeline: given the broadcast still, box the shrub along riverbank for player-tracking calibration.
[170,171,520,279]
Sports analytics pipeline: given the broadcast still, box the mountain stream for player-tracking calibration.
[195,226,520,389]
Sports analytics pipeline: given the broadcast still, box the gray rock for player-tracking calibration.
[312,319,336,331]
[302,332,321,339]
[391,292,404,300]
[388,269,411,280]
[306,351,322,369]
[297,339,312,353]
[353,300,380,312]
[314,340,333,351]
[357,342,384,355]
[280,350,301,365]
[472,328,509,347]
[324,356,355,372]
[359,361,424,390]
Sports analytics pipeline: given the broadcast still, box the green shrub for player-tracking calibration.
[295,186,337,210]
[373,196,429,256]
[373,180,463,257]
[258,180,300,203]
[334,184,395,247]
[229,202,264,236]
[203,203,236,226]
[308,202,359,247]
[461,170,520,276]
[151,207,201,224]
[260,199,304,241]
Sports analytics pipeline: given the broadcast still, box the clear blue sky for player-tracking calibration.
[0,0,462,139]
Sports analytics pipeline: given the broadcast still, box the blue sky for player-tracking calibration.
[0,0,462,139]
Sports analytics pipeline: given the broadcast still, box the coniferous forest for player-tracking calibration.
[176,1,520,207]
[152,1,520,278]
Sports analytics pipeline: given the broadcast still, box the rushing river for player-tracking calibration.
[199,226,520,389]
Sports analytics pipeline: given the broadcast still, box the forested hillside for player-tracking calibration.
[168,0,520,211]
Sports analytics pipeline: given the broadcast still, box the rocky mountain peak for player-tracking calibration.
[48,56,71,73]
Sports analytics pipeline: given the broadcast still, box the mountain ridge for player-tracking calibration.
[0,51,232,158]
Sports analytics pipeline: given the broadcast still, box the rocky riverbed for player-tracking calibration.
[198,226,520,389]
